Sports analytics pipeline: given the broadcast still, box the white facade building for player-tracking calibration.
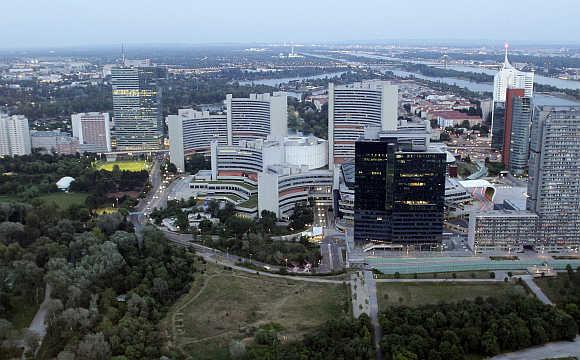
[225,92,288,145]
[493,46,534,102]
[468,210,539,253]
[167,110,228,172]
[71,112,111,153]
[0,114,31,156]
[262,135,328,170]
[328,81,398,168]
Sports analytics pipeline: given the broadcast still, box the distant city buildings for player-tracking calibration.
[71,112,111,153]
[502,89,532,175]
[328,81,398,168]
[527,105,580,249]
[0,114,31,156]
[353,133,446,248]
[111,65,165,151]
[491,45,534,150]
[30,130,79,155]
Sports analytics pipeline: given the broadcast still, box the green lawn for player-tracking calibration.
[37,192,89,208]
[95,160,150,172]
[163,263,349,359]
[534,276,570,304]
[0,192,88,209]
[377,282,527,309]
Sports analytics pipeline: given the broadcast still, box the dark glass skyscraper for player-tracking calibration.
[354,137,446,248]
[111,66,165,151]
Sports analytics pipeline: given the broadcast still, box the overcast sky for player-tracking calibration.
[1,0,578,48]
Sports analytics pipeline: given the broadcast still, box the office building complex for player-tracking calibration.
[491,45,534,150]
[167,110,228,172]
[502,89,532,175]
[468,210,539,253]
[328,81,398,167]
[111,65,165,151]
[30,130,79,155]
[354,136,446,247]
[225,92,287,145]
[71,112,111,153]
[0,114,31,156]
[167,92,288,172]
[527,105,580,248]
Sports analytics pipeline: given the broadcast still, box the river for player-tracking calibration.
[238,71,346,87]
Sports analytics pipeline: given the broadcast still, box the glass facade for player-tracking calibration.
[354,138,446,247]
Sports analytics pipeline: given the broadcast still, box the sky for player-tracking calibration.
[1,0,578,49]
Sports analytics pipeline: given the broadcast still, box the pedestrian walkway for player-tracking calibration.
[491,336,580,360]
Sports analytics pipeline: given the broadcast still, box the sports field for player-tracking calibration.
[95,160,150,172]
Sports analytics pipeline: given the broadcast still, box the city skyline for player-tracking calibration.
[1,0,579,49]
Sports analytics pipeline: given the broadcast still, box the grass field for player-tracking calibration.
[163,263,349,359]
[0,192,88,209]
[534,276,569,304]
[37,192,89,208]
[95,160,150,172]
[377,282,527,309]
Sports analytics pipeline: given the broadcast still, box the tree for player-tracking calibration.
[76,332,112,360]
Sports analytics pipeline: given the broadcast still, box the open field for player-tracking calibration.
[377,282,527,309]
[37,192,89,208]
[534,276,571,304]
[95,160,150,172]
[163,262,349,359]
[0,192,89,209]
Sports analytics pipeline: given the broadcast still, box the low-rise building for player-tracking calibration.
[30,130,79,155]
[468,210,538,253]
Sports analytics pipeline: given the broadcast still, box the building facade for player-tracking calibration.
[111,66,165,151]
[468,210,538,253]
[491,46,534,150]
[328,81,398,167]
[354,137,446,247]
[502,89,532,175]
[30,130,79,155]
[0,114,31,156]
[527,105,580,249]
[71,112,111,153]
[167,110,228,172]
[225,92,287,146]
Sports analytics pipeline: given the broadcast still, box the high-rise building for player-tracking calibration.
[225,92,287,146]
[71,112,111,153]
[491,44,534,150]
[354,136,446,248]
[167,92,288,172]
[0,114,31,156]
[527,105,580,249]
[502,89,532,175]
[328,81,398,168]
[167,110,228,172]
[111,66,165,151]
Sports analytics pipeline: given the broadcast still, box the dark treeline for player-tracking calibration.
[242,315,374,360]
[379,295,577,360]
[400,63,494,83]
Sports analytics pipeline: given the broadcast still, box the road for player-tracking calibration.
[320,235,345,273]
[376,278,505,283]
[28,283,52,337]
[517,275,553,305]
[491,336,580,360]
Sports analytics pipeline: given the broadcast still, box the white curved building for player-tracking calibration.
[226,92,287,145]
[263,135,328,170]
[328,81,398,168]
[167,109,228,172]
[258,165,333,219]
[493,45,534,102]
[210,139,263,182]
